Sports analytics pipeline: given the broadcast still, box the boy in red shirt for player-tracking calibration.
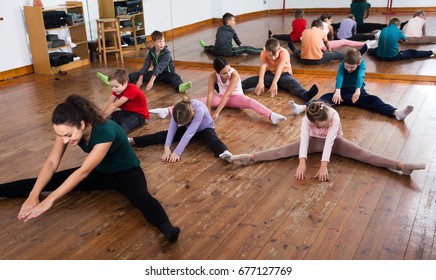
[270,9,307,43]
[102,69,149,134]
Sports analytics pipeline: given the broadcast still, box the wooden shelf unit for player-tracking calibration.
[23,2,90,75]
[98,0,146,55]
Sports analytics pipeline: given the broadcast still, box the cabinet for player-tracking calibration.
[23,1,90,75]
[98,0,145,55]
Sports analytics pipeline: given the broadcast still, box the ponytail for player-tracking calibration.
[52,94,105,128]
[213,57,228,73]
[173,96,194,125]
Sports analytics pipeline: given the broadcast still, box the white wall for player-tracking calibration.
[221,0,268,16]
[1,0,435,73]
[0,0,31,72]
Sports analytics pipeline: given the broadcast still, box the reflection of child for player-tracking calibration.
[368,18,435,61]
[199,13,263,56]
[402,10,436,44]
[130,97,233,162]
[270,9,306,42]
[101,69,149,134]
[289,48,414,121]
[290,19,344,65]
[241,38,318,100]
[222,101,426,181]
[150,57,287,125]
[320,14,334,40]
[336,14,376,41]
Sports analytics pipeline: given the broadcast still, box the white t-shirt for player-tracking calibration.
[322,21,329,35]
[403,17,425,37]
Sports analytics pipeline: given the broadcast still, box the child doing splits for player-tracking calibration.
[130,97,233,162]
[221,101,426,181]
[101,69,149,134]
[0,95,180,242]
[150,57,286,125]
[289,48,414,121]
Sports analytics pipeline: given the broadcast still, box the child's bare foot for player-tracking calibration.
[231,154,253,165]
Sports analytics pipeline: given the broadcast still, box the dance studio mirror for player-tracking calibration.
[130,1,435,79]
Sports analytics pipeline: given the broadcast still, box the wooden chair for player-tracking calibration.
[96,18,124,66]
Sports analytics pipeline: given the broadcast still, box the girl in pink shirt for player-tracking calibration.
[200,57,286,124]
[402,10,436,44]
[149,57,287,125]
[221,101,425,181]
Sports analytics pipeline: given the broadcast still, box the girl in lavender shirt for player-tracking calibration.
[221,101,425,181]
[130,97,233,162]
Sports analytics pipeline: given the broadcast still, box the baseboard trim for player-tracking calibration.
[0,65,34,81]
[173,60,436,83]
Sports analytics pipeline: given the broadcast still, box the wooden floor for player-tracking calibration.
[1,10,436,260]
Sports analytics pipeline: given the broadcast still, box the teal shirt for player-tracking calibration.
[377,24,406,58]
[79,120,140,173]
[350,2,371,25]
[335,60,366,89]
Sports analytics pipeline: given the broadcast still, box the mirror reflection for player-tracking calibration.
[107,1,435,79]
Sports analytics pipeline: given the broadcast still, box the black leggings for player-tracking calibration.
[0,167,170,228]
[133,127,228,157]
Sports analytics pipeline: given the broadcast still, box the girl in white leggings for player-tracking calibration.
[221,101,426,181]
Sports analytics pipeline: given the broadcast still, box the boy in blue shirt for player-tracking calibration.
[368,18,435,61]
[289,48,414,121]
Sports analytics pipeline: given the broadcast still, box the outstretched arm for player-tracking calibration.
[255,60,267,96]
[18,136,67,220]
[365,7,370,19]
[102,96,129,118]
[212,70,239,121]
[206,72,218,112]
[268,58,287,97]
[20,141,112,222]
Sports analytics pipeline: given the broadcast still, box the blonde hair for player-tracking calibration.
[173,97,194,125]
[306,101,331,123]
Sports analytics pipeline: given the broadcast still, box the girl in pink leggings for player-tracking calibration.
[221,101,425,181]
[150,57,286,125]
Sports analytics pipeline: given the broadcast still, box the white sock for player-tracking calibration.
[149,108,169,119]
[219,150,233,162]
[394,105,414,121]
[288,100,306,115]
[270,112,286,124]
[374,30,381,39]
[365,39,377,48]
